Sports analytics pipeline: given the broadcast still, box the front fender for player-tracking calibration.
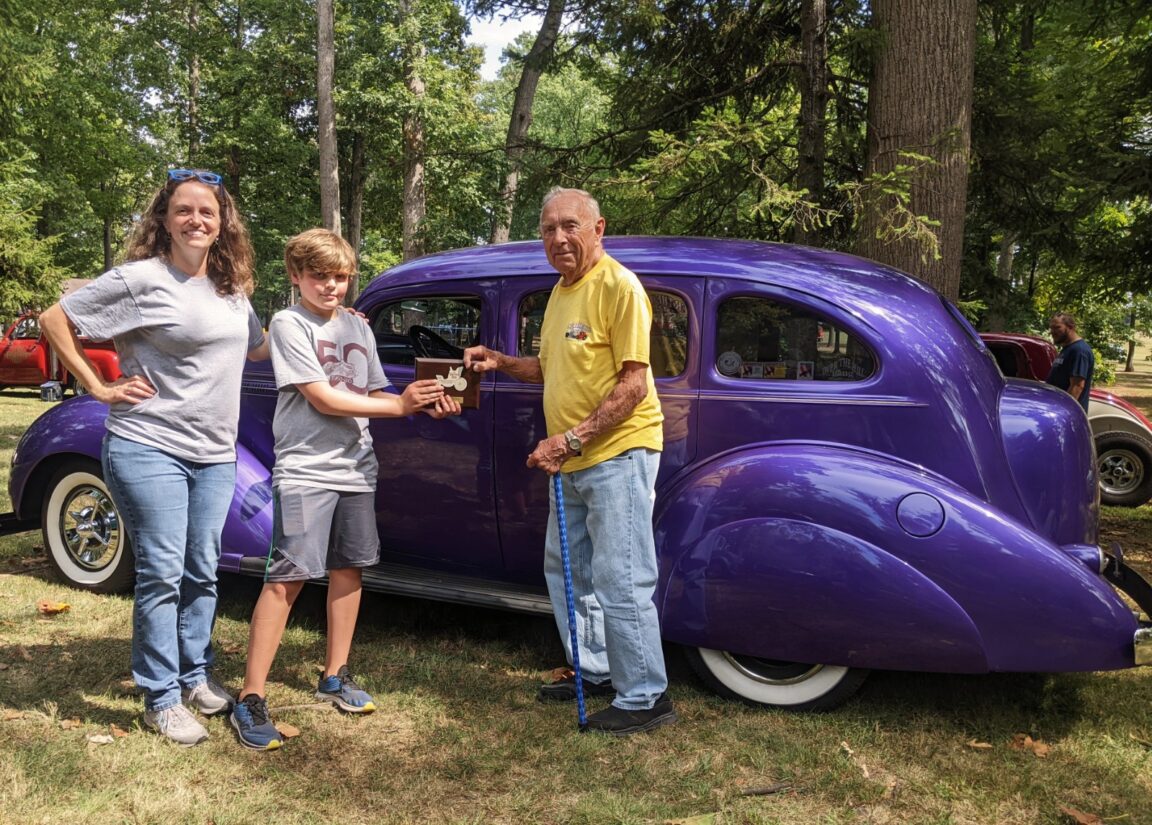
[655,443,1138,674]
[10,397,106,518]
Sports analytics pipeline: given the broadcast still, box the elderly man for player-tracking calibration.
[1046,312,1094,412]
[463,187,675,735]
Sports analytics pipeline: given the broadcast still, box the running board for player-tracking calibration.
[237,556,552,615]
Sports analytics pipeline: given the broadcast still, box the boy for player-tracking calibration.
[230,228,460,750]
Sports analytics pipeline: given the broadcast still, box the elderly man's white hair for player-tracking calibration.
[540,186,601,218]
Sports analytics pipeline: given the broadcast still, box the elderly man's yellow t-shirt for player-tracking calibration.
[539,254,663,472]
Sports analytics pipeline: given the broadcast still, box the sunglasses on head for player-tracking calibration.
[168,168,223,186]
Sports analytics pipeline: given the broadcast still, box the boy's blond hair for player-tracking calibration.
[284,228,357,279]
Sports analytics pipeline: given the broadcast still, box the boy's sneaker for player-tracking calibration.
[537,670,616,703]
[583,693,678,736]
[229,693,283,751]
[143,703,209,746]
[184,677,235,716]
[315,665,376,713]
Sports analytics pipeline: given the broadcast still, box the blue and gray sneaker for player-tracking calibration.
[315,665,376,713]
[229,693,283,751]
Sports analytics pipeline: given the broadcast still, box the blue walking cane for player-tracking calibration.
[553,472,588,731]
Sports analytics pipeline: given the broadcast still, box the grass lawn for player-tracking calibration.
[2,374,1151,824]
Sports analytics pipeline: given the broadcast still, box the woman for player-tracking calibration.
[41,168,268,746]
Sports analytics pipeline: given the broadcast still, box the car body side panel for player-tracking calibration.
[999,380,1099,545]
[9,397,106,519]
[655,445,1138,673]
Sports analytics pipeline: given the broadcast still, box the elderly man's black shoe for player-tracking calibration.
[583,693,677,736]
[537,672,616,703]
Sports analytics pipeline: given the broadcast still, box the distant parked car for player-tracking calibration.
[0,311,120,396]
[982,332,1152,507]
[7,238,1151,710]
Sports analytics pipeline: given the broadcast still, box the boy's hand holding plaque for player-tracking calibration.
[414,358,480,409]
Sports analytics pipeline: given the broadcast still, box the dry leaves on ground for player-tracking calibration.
[275,722,301,738]
[1059,806,1103,824]
[966,739,994,750]
[35,600,70,616]
[1008,733,1050,757]
[59,718,81,730]
[3,710,24,721]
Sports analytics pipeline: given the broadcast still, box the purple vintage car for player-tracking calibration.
[6,237,1152,710]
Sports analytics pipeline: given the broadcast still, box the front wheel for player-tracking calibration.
[1095,431,1152,507]
[684,647,868,711]
[41,461,135,594]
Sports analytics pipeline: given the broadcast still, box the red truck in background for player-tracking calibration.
[0,311,121,396]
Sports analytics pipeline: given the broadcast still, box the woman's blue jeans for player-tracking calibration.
[544,447,669,710]
[103,434,235,711]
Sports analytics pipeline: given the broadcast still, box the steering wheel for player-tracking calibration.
[409,325,463,359]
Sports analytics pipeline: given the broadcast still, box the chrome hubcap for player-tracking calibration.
[60,485,122,571]
[1099,449,1144,495]
[721,652,825,685]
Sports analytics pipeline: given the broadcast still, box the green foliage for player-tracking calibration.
[0,157,69,316]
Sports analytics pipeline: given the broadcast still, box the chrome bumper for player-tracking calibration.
[1136,628,1152,667]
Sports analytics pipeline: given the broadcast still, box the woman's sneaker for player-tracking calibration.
[229,694,283,751]
[144,703,209,746]
[315,665,376,713]
[184,677,235,716]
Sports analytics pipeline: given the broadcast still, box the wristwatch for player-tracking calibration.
[564,429,583,454]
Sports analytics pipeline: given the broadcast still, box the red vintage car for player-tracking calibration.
[981,332,1152,507]
[0,312,121,396]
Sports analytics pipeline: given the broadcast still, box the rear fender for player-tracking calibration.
[10,397,105,518]
[655,443,1138,674]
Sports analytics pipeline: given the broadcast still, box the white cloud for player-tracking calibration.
[468,14,544,80]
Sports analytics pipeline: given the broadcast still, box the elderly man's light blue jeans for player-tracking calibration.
[544,447,668,710]
[103,434,234,712]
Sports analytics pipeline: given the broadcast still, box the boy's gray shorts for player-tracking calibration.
[265,484,380,582]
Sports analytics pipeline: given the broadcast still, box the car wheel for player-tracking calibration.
[67,375,88,397]
[684,647,868,711]
[41,461,135,593]
[1095,431,1152,507]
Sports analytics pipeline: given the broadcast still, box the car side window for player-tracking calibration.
[715,297,876,381]
[517,289,689,378]
[371,297,481,366]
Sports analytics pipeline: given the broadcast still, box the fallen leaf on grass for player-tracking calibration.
[0,662,9,670]
[738,782,791,796]
[664,815,715,825]
[966,740,994,750]
[110,724,129,738]
[218,642,243,655]
[85,734,114,745]
[840,741,870,778]
[548,665,574,681]
[15,645,32,661]
[36,600,71,616]
[1130,732,1152,749]
[1009,733,1049,757]
[3,710,24,721]
[275,722,301,738]
[59,718,81,730]
[1059,806,1103,824]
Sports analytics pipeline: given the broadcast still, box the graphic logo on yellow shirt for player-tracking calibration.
[564,322,591,341]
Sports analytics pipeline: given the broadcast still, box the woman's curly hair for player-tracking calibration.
[124,172,255,297]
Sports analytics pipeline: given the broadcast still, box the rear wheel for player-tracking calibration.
[41,460,135,593]
[684,647,868,711]
[1095,431,1152,507]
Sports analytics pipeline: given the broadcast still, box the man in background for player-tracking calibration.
[1046,312,1094,412]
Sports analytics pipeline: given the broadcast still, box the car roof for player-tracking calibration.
[364,236,949,334]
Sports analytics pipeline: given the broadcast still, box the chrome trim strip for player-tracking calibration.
[698,393,928,407]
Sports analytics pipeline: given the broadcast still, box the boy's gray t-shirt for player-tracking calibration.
[60,257,265,463]
[269,304,390,491]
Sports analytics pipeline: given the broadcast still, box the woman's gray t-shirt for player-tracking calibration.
[61,257,265,463]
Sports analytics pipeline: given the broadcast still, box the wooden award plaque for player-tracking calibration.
[414,357,480,409]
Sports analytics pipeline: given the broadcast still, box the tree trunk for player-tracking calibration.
[317,0,341,234]
[1126,308,1136,372]
[490,0,565,245]
[792,0,827,247]
[855,0,977,300]
[188,0,200,158]
[103,215,113,272]
[400,0,426,261]
[347,131,366,302]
